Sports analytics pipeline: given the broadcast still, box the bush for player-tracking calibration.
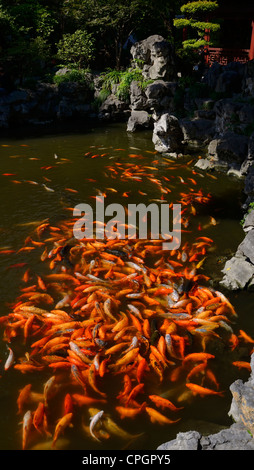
[100,67,153,101]
[53,68,92,86]
[56,30,95,70]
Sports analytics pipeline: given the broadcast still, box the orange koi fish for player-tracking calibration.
[52,413,73,448]
[115,403,146,419]
[238,330,254,344]
[72,394,106,406]
[33,402,45,434]
[186,383,224,397]
[148,395,183,412]
[17,384,32,414]
[232,361,251,371]
[126,383,144,405]
[183,353,215,364]
[145,407,181,425]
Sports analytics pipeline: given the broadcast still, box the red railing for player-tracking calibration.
[206,47,250,66]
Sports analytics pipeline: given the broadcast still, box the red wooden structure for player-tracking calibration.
[206,46,250,66]
[204,3,254,66]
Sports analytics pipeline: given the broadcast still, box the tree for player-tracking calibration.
[0,0,56,83]
[174,1,220,50]
[58,0,181,69]
[56,29,95,69]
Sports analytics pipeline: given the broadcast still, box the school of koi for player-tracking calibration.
[0,153,254,450]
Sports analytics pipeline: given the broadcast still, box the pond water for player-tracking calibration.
[0,121,253,450]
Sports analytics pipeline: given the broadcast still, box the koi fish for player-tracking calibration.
[185,383,224,397]
[89,410,104,441]
[148,395,183,412]
[115,403,146,419]
[183,353,215,364]
[145,407,181,425]
[17,384,32,414]
[101,413,144,440]
[4,346,14,370]
[52,413,73,448]
[232,361,251,371]
[33,402,45,434]
[22,410,33,449]
[72,394,106,406]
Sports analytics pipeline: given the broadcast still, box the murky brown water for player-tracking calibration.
[0,122,252,450]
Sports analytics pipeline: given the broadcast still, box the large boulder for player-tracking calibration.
[215,70,242,95]
[207,132,249,170]
[127,110,152,132]
[214,97,254,135]
[242,59,254,96]
[237,228,254,265]
[203,61,245,97]
[157,423,254,450]
[180,117,215,149]
[130,35,176,81]
[152,113,184,153]
[220,253,254,290]
[129,81,148,111]
[145,80,177,115]
[243,165,254,208]
[98,94,129,120]
[240,132,254,176]
[229,354,254,436]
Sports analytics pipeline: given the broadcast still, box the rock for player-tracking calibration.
[144,80,177,114]
[215,70,242,94]
[243,165,254,207]
[152,113,183,153]
[200,423,254,450]
[98,94,129,120]
[0,102,10,128]
[208,132,249,169]
[180,117,215,148]
[243,209,254,232]
[240,132,254,176]
[129,81,148,111]
[127,110,152,132]
[220,254,254,290]
[242,59,254,96]
[214,97,254,135]
[157,431,201,450]
[227,168,244,179]
[214,99,242,134]
[237,228,254,264]
[157,423,254,451]
[203,61,245,97]
[202,62,223,90]
[229,355,254,436]
[130,35,176,81]
[194,158,215,171]
[5,89,29,105]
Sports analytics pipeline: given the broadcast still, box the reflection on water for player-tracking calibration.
[0,122,252,450]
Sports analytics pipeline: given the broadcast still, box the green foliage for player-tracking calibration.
[240,202,254,226]
[0,0,181,80]
[182,38,207,50]
[56,29,95,69]
[174,0,220,51]
[53,68,92,86]
[181,1,219,15]
[100,67,153,101]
